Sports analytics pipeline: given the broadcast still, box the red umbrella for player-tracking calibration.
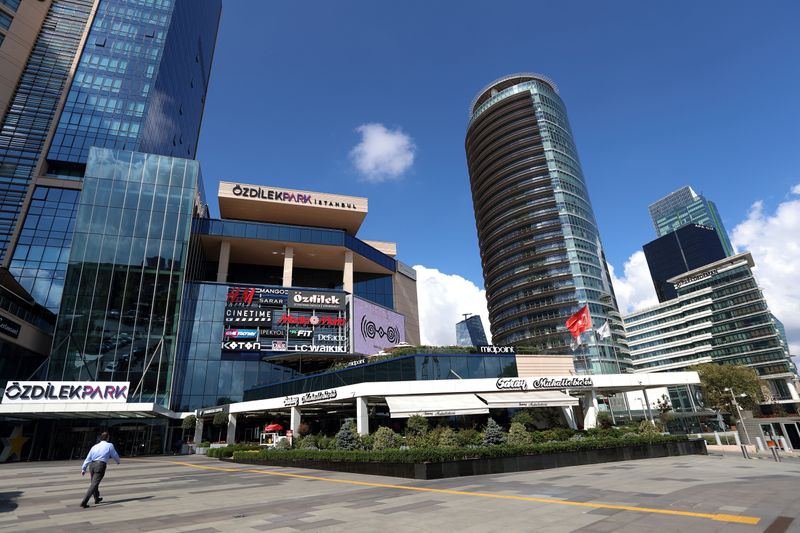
[264,423,283,432]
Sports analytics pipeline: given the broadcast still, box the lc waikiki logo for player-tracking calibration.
[227,287,257,305]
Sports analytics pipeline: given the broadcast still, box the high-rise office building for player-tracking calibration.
[465,74,628,374]
[648,186,733,256]
[643,224,726,302]
[1,0,221,312]
[0,0,220,388]
[456,314,488,347]
[624,252,799,401]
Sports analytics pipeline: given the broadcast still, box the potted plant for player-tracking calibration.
[196,441,212,455]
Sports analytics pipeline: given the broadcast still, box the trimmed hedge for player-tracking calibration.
[207,443,261,458]
[231,434,688,464]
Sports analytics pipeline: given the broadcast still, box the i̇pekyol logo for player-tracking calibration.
[360,316,400,343]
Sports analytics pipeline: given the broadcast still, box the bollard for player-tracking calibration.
[714,432,722,446]
[771,447,781,462]
[755,437,766,452]
[778,437,793,453]
[740,444,750,459]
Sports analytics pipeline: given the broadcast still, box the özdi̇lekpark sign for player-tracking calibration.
[2,381,130,404]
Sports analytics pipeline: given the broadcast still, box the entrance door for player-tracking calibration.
[783,423,800,449]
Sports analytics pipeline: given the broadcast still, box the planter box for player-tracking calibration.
[210,443,227,449]
[229,439,707,480]
[195,447,209,455]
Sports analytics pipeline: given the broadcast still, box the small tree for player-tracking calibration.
[335,421,360,450]
[483,418,506,446]
[181,414,196,441]
[693,363,763,413]
[405,415,429,436]
[438,427,459,448]
[372,427,400,450]
[596,411,613,429]
[507,422,533,446]
[212,412,228,442]
[511,410,534,430]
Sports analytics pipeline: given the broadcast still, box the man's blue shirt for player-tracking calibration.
[81,441,121,473]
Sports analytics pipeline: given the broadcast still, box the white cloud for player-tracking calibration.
[413,265,490,346]
[732,184,800,354]
[608,250,659,314]
[349,123,415,182]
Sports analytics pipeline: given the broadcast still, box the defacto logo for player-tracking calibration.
[292,293,341,306]
[2,381,129,404]
[223,329,258,339]
[278,315,347,327]
[317,333,347,342]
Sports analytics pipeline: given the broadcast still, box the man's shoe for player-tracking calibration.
[80,503,89,508]
[95,497,103,504]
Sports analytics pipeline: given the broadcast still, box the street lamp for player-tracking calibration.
[724,387,751,445]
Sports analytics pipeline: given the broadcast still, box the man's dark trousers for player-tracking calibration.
[81,461,107,506]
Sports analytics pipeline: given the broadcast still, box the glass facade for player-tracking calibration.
[0,0,94,261]
[648,186,734,256]
[49,148,199,407]
[47,0,221,164]
[244,353,518,402]
[642,224,727,303]
[456,315,488,347]
[624,253,796,399]
[353,273,393,308]
[7,187,79,312]
[466,75,629,374]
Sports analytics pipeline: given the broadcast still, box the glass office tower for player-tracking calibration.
[465,74,629,374]
[456,315,488,347]
[648,186,733,256]
[49,148,200,407]
[3,0,221,313]
[643,224,726,302]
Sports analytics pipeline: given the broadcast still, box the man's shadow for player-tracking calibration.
[0,492,22,513]
[97,496,154,506]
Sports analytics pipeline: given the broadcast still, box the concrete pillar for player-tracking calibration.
[356,397,369,435]
[216,241,230,283]
[343,250,353,294]
[226,414,237,445]
[561,406,578,430]
[290,406,301,435]
[642,388,655,425]
[582,390,599,429]
[786,379,800,400]
[193,417,204,444]
[282,246,294,287]
[623,392,634,421]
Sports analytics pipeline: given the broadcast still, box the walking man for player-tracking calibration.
[80,431,121,508]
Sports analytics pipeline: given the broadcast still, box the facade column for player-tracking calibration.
[561,406,577,430]
[216,241,230,283]
[193,417,204,444]
[343,250,353,294]
[290,406,301,435]
[786,379,800,400]
[582,390,599,429]
[226,414,237,444]
[356,397,369,435]
[282,246,294,287]
[642,389,655,425]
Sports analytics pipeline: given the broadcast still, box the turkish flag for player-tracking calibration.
[565,305,591,339]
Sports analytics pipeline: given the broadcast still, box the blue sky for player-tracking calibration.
[196,1,800,345]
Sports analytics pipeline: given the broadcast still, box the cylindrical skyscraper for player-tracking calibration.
[465,74,628,374]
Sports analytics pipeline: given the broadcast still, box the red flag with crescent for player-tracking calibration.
[566,305,591,339]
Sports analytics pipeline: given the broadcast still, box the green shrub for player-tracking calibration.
[507,422,533,447]
[298,435,319,449]
[637,420,660,437]
[455,428,482,447]
[596,412,613,429]
[274,438,292,450]
[199,441,211,447]
[483,418,506,446]
[360,434,375,450]
[206,443,260,458]
[230,434,689,464]
[372,427,401,450]
[511,410,534,430]
[406,415,429,436]
[437,428,459,448]
[335,421,360,450]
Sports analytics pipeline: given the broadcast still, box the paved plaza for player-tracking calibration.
[0,453,799,532]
